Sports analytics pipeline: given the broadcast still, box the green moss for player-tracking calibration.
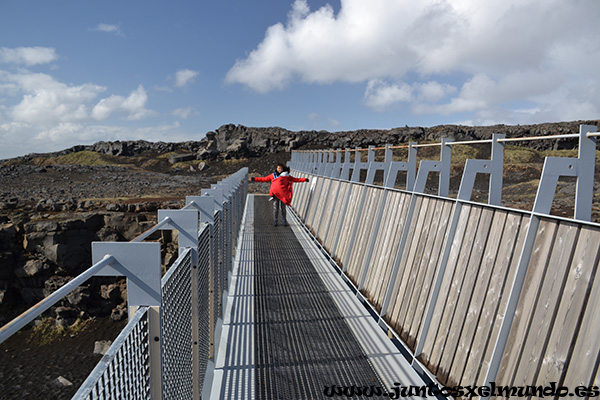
[450,145,479,165]
[223,158,248,165]
[541,149,579,158]
[55,151,120,166]
[504,146,543,164]
[157,151,178,159]
[28,317,96,346]
[170,159,207,169]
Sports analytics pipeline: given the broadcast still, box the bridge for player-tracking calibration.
[1,124,599,399]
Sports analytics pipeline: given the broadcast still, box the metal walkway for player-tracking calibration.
[209,194,426,399]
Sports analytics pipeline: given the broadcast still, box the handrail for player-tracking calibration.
[292,128,599,153]
[0,255,116,344]
[131,216,173,242]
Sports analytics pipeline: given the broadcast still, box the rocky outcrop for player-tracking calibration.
[0,209,176,325]
[10,120,597,164]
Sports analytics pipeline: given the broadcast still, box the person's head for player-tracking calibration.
[276,163,286,173]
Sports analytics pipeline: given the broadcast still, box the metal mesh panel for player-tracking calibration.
[213,210,223,320]
[161,250,194,400]
[223,200,231,274]
[74,308,151,400]
[197,225,211,390]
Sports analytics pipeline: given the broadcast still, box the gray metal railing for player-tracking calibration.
[288,125,600,395]
[0,168,248,400]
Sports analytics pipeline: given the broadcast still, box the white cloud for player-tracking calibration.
[307,112,342,128]
[0,66,160,158]
[7,71,105,124]
[417,82,457,103]
[172,107,193,119]
[175,69,199,88]
[93,23,124,36]
[364,80,413,112]
[0,47,58,66]
[227,0,600,123]
[92,85,155,121]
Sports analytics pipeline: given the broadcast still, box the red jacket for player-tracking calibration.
[254,172,308,205]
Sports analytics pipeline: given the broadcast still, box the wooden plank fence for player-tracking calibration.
[288,124,600,391]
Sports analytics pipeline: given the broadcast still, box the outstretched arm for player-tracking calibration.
[290,176,308,183]
[251,174,274,183]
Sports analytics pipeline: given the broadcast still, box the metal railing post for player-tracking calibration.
[350,148,364,182]
[384,142,418,190]
[455,134,505,204]
[332,149,342,179]
[92,242,162,399]
[340,148,352,180]
[439,138,452,197]
[156,209,200,400]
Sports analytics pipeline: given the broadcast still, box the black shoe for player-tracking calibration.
[273,221,278,226]
[283,221,288,226]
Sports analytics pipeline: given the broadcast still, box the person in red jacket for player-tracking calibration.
[250,163,308,226]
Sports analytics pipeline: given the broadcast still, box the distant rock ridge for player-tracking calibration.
[11,120,599,162]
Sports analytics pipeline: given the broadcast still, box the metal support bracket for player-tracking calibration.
[365,145,391,185]
[92,242,162,309]
[340,149,352,181]
[186,195,217,225]
[384,142,417,190]
[351,147,370,182]
[203,188,224,212]
[456,134,504,203]
[413,138,452,196]
[157,209,199,266]
[533,125,597,221]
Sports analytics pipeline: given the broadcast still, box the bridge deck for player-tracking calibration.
[208,194,427,399]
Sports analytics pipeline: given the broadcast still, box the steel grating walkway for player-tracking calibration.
[209,194,427,399]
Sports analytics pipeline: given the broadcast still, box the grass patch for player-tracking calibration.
[541,149,579,158]
[502,179,541,201]
[223,158,248,165]
[55,151,121,166]
[29,157,57,166]
[170,159,207,169]
[504,146,543,164]
[28,317,95,346]
[158,151,178,159]
[450,145,480,165]
[141,159,162,169]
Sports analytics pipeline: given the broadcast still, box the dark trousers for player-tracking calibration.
[273,197,287,223]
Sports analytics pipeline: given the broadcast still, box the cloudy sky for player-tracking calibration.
[1,0,598,159]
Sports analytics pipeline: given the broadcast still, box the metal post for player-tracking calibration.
[576,125,597,221]
[350,148,363,182]
[341,182,369,271]
[92,242,162,400]
[357,189,389,290]
[384,142,418,190]
[411,200,463,359]
[155,209,200,400]
[439,138,451,197]
[188,195,217,360]
[340,149,352,180]
[456,133,505,203]
[379,191,421,318]
[489,134,505,205]
[332,150,342,179]
[365,145,392,185]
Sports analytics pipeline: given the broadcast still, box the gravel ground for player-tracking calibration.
[0,317,127,400]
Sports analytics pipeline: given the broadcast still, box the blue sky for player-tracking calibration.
[1,0,599,159]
